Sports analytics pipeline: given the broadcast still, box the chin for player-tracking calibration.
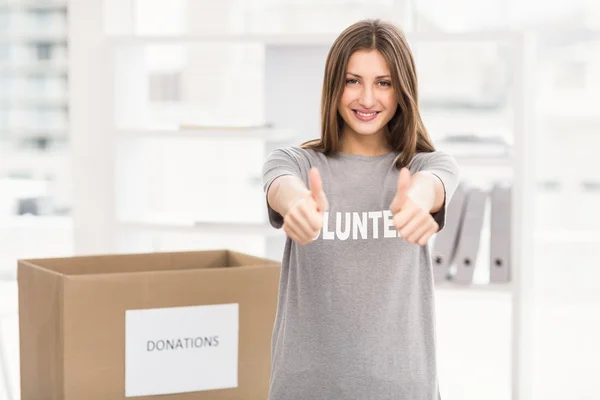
[346,124,386,137]
[356,129,382,136]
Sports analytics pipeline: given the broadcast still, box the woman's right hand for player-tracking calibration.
[283,168,329,245]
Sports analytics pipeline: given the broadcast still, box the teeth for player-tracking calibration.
[356,111,377,117]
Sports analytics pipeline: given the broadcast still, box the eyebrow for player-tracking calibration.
[347,72,391,79]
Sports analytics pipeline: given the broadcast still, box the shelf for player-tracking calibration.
[534,229,600,244]
[0,128,67,139]
[118,218,284,237]
[0,62,68,75]
[108,31,524,46]
[436,281,512,293]
[0,33,67,44]
[0,1,67,10]
[0,97,68,108]
[453,154,513,167]
[0,214,72,229]
[543,115,600,134]
[117,126,299,142]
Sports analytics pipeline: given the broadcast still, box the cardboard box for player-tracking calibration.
[17,250,281,400]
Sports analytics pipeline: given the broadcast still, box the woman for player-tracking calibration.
[262,19,459,400]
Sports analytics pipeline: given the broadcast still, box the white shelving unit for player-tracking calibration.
[117,126,298,141]
[70,2,535,399]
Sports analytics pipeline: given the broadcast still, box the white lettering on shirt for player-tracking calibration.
[319,211,400,240]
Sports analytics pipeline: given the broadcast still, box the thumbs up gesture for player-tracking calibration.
[283,168,329,245]
[390,168,439,246]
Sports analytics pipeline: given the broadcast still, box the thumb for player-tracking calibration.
[308,168,323,198]
[391,167,412,211]
[308,168,327,211]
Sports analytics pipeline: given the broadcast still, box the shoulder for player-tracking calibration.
[408,150,459,172]
[275,145,316,158]
[266,146,324,165]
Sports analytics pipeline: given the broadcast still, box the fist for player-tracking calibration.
[389,167,439,246]
[283,168,329,245]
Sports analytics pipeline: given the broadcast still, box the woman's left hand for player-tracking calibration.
[389,168,439,246]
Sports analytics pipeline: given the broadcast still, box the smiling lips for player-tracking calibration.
[353,109,380,122]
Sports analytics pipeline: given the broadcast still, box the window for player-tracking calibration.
[35,43,53,60]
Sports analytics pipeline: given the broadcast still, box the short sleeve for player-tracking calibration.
[410,151,460,231]
[262,147,312,229]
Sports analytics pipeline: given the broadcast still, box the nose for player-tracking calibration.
[359,85,375,109]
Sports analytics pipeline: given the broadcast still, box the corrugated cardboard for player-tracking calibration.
[18,250,281,400]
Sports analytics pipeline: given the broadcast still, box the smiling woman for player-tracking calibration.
[262,18,460,400]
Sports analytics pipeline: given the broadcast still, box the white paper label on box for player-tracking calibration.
[125,303,239,397]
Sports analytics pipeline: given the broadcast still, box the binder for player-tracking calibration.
[431,183,468,282]
[452,187,488,284]
[489,183,511,283]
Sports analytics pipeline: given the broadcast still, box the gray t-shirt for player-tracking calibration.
[262,146,459,400]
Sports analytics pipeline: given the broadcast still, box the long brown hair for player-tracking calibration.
[301,19,435,168]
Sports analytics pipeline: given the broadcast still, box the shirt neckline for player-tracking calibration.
[334,151,398,161]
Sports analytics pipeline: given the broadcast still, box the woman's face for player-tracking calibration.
[338,49,398,139]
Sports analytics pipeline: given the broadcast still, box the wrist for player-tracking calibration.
[282,190,311,217]
[408,174,436,212]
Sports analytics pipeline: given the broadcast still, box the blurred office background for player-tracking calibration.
[1,0,599,399]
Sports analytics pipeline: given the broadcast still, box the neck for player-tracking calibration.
[339,126,392,156]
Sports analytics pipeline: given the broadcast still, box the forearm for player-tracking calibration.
[409,171,445,214]
[267,175,311,218]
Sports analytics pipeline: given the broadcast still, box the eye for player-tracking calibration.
[345,78,359,85]
[378,81,392,87]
